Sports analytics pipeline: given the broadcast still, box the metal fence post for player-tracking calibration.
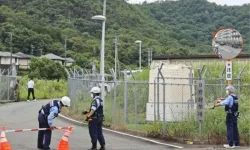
[158,66,166,136]
[130,70,138,129]
[237,65,245,101]
[134,83,138,129]
[157,63,163,120]
[154,78,156,121]
[7,69,10,100]
[189,66,193,119]
[113,68,117,124]
[72,78,76,113]
[124,70,128,123]
[220,66,226,97]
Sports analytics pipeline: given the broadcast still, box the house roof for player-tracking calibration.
[42,53,64,60]
[153,54,250,60]
[0,51,20,57]
[15,52,35,59]
[66,57,75,63]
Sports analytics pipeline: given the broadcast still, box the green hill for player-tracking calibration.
[142,0,250,53]
[0,0,249,70]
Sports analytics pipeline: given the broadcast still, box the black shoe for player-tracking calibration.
[37,145,43,149]
[99,147,106,150]
[88,143,97,150]
[99,144,106,150]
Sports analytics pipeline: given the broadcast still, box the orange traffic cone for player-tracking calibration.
[57,127,72,150]
[0,127,12,150]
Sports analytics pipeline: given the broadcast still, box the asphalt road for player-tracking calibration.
[218,45,241,59]
[0,100,181,150]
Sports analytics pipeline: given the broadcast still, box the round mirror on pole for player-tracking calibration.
[212,28,243,60]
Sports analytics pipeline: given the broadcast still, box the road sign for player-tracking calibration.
[226,60,232,81]
[196,80,205,121]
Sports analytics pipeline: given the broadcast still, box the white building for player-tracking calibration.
[65,57,75,66]
[0,52,19,65]
[15,52,35,69]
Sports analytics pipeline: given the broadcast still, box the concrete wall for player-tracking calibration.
[148,61,194,103]
[147,61,195,121]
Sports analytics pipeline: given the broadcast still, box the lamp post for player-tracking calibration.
[135,40,142,70]
[92,14,106,106]
[6,32,13,65]
[64,37,67,66]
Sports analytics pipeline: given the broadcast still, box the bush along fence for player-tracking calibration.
[63,64,250,145]
[0,66,67,101]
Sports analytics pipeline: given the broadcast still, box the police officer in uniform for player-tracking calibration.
[37,96,71,150]
[212,85,240,148]
[14,79,20,102]
[83,87,106,150]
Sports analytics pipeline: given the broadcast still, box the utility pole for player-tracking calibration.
[135,40,142,70]
[114,36,119,79]
[40,48,43,56]
[147,50,153,68]
[10,32,13,66]
[150,50,153,64]
[64,37,67,66]
[31,44,34,55]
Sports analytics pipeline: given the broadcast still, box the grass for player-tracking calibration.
[61,61,250,145]
[18,76,67,101]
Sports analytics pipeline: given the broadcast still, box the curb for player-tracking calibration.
[58,114,184,149]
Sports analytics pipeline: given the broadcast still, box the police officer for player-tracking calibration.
[14,79,20,102]
[212,85,240,148]
[37,96,71,150]
[83,87,106,150]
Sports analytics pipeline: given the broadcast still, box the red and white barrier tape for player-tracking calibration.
[5,126,72,133]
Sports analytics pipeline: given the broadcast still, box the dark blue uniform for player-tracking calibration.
[37,100,61,150]
[88,97,105,147]
[222,95,240,147]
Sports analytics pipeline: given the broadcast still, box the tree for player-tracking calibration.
[29,57,67,80]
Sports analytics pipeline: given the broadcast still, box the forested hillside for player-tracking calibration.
[0,0,249,70]
[142,0,250,53]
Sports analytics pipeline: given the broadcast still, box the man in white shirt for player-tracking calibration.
[27,78,36,102]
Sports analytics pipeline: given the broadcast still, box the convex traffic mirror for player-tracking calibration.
[212,28,243,59]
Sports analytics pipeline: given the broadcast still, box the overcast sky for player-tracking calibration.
[127,0,250,5]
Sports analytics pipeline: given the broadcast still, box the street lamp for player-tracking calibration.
[64,37,67,66]
[92,14,106,105]
[6,32,13,65]
[135,40,142,70]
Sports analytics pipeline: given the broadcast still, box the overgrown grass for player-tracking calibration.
[62,61,250,145]
[18,76,67,100]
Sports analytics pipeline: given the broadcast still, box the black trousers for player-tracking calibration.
[88,118,105,145]
[37,113,52,150]
[27,88,35,100]
[226,113,240,146]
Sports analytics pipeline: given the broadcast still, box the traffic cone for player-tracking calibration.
[0,127,12,150]
[57,127,72,150]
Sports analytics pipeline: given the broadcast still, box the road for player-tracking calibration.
[0,100,181,150]
[217,45,241,59]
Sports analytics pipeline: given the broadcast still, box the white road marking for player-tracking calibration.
[59,114,184,149]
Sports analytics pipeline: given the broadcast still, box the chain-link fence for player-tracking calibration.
[0,65,17,101]
[66,67,250,145]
